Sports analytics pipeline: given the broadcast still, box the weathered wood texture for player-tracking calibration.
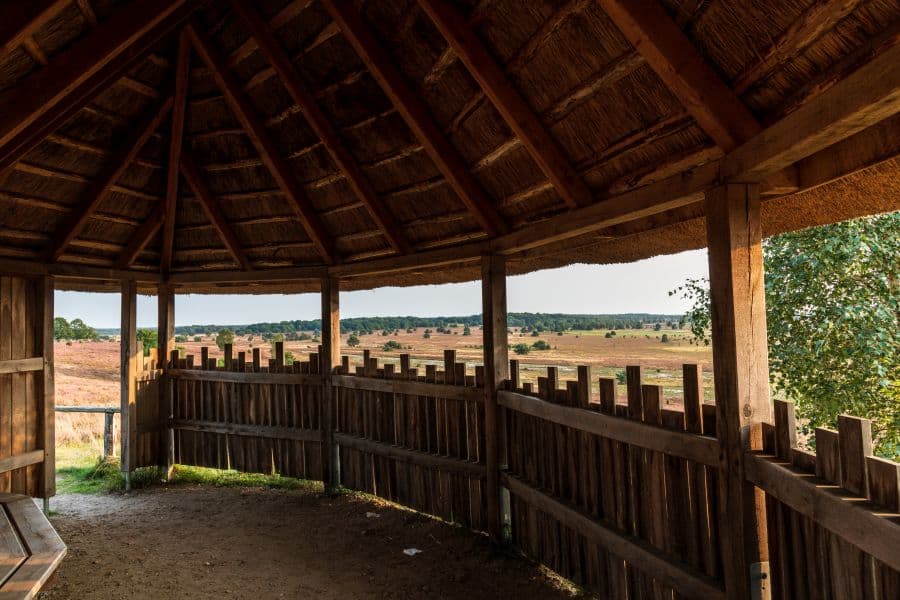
[333,351,488,530]
[503,362,725,598]
[750,400,900,599]
[167,345,325,481]
[0,276,53,498]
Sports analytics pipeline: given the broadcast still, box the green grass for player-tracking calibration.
[56,443,323,495]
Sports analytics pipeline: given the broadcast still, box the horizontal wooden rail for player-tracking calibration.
[498,390,719,466]
[334,433,486,477]
[332,374,483,402]
[0,357,43,374]
[168,368,322,386]
[55,406,120,413]
[0,449,45,474]
[170,419,322,443]
[744,452,900,571]
[501,473,726,599]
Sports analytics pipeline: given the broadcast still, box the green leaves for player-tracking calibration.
[674,212,899,458]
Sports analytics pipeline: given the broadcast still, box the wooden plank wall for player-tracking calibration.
[168,342,324,481]
[334,350,487,531]
[503,362,725,599]
[755,400,900,600]
[0,276,50,498]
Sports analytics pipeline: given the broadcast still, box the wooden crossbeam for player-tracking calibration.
[180,149,253,271]
[186,22,336,264]
[46,94,173,262]
[723,42,900,181]
[322,0,508,237]
[0,0,200,181]
[733,0,862,95]
[115,202,165,270]
[0,1,69,59]
[596,0,760,151]
[417,0,592,209]
[161,30,191,274]
[0,0,190,155]
[232,0,411,255]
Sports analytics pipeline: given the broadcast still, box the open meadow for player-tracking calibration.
[55,325,712,449]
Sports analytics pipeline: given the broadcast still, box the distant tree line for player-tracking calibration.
[173,313,680,337]
[53,317,99,341]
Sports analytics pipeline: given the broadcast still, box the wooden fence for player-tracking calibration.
[132,344,899,599]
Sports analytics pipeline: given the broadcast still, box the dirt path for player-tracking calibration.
[41,485,577,599]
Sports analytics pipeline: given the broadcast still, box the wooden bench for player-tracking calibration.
[0,494,65,599]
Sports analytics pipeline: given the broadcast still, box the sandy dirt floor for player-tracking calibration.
[40,485,577,599]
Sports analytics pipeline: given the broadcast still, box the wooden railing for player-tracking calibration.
[55,406,119,458]
[131,344,899,599]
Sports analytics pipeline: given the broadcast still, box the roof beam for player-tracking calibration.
[722,42,900,181]
[115,202,165,269]
[180,149,253,271]
[186,22,336,264]
[733,0,862,95]
[232,0,411,255]
[161,30,190,274]
[596,0,760,151]
[417,0,592,209]
[322,0,508,237]
[0,0,200,180]
[0,1,69,59]
[0,0,191,155]
[46,94,174,262]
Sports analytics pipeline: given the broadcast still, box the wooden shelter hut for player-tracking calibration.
[0,0,898,597]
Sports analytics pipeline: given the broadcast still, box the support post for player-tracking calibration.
[38,276,55,500]
[320,276,340,492]
[158,282,175,476]
[120,280,138,488]
[705,183,771,600]
[481,254,509,541]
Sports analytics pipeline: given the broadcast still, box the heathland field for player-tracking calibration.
[54,325,712,447]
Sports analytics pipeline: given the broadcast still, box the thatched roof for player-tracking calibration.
[0,0,898,293]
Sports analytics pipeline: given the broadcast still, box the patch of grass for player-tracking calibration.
[168,465,322,492]
[56,443,321,495]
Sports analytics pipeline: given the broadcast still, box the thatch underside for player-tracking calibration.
[1,0,898,294]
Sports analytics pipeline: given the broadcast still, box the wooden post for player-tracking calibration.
[321,276,340,491]
[481,254,509,541]
[158,282,175,475]
[120,280,138,487]
[37,276,55,500]
[705,183,771,600]
[103,411,115,459]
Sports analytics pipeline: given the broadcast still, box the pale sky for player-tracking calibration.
[55,249,709,329]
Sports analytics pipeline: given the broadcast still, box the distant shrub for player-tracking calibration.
[513,343,531,355]
[532,340,551,351]
[382,340,402,352]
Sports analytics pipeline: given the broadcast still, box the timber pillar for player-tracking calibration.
[321,276,341,492]
[481,254,509,541]
[705,183,772,600]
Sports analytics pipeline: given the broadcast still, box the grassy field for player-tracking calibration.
[55,324,712,471]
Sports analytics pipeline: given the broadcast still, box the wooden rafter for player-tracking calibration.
[0,0,199,181]
[0,0,190,154]
[75,0,99,27]
[186,22,336,264]
[418,0,592,209]
[0,1,69,59]
[161,30,191,274]
[322,0,508,237]
[46,94,174,262]
[115,202,165,270]
[733,0,862,95]
[180,149,252,271]
[232,0,411,255]
[596,0,760,151]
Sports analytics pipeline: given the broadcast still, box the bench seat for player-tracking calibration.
[0,494,65,599]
